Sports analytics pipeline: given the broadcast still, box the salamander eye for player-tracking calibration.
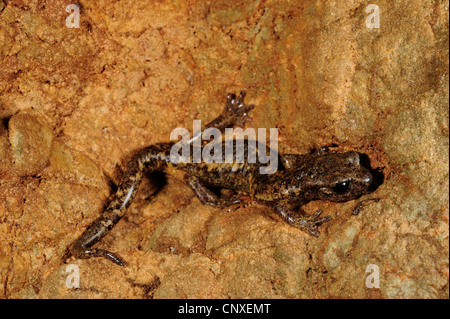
[332,181,351,194]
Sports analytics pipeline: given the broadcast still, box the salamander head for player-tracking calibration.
[298,151,373,202]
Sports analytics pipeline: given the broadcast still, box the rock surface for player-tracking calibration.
[0,0,448,298]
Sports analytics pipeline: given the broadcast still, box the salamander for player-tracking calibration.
[69,91,375,266]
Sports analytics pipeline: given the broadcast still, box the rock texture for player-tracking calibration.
[0,0,448,298]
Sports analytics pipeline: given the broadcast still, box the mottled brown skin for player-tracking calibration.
[69,91,374,266]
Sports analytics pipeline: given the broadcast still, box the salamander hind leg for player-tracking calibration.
[273,200,332,237]
[186,175,241,208]
[205,91,255,131]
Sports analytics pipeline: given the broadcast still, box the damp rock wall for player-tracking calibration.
[0,0,448,298]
